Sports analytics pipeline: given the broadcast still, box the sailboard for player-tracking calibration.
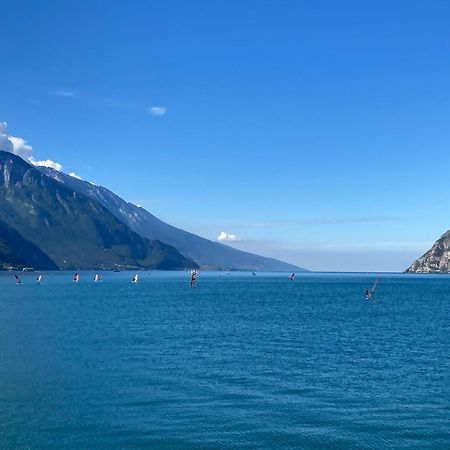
[190,270,197,288]
[289,272,296,281]
[365,278,379,300]
[14,274,22,284]
[36,274,42,284]
[132,274,138,283]
[73,273,79,283]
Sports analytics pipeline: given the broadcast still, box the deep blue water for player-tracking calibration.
[0,271,449,449]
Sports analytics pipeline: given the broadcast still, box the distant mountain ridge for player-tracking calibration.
[39,167,305,272]
[0,151,196,270]
[405,230,450,273]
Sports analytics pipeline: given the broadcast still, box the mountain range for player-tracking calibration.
[38,166,302,271]
[0,151,196,270]
[405,230,450,273]
[0,150,303,271]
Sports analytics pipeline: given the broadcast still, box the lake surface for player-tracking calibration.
[0,271,449,449]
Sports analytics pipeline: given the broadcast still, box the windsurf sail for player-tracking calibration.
[14,274,21,284]
[94,274,100,283]
[73,273,79,283]
[289,272,296,281]
[366,278,379,300]
[132,274,138,283]
[190,270,197,288]
[36,275,42,284]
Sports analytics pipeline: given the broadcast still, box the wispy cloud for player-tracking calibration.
[49,88,168,120]
[54,89,76,97]
[148,106,167,117]
[217,231,240,242]
[219,237,431,272]
[218,237,428,251]
[284,239,427,253]
[226,217,404,228]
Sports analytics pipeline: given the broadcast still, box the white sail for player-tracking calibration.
[366,278,379,300]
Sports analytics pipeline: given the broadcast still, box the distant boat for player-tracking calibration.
[132,274,138,283]
[73,273,79,283]
[93,274,101,283]
[113,268,120,272]
[36,274,42,284]
[365,278,379,300]
[190,270,197,288]
[289,272,296,281]
[14,274,21,284]
[22,267,34,272]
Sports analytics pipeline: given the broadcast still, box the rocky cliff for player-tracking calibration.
[405,230,450,273]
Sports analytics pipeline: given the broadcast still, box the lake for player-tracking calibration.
[0,271,449,449]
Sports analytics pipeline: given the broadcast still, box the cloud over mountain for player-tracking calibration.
[218,231,240,242]
[30,158,63,171]
[0,122,33,159]
[0,121,63,171]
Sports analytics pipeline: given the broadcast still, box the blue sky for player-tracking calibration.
[1,0,450,271]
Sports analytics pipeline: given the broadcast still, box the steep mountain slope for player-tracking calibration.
[0,151,196,270]
[405,231,450,273]
[40,167,304,271]
[0,218,58,270]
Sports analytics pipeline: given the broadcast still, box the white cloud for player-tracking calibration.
[0,121,65,172]
[149,106,167,116]
[217,231,240,242]
[0,122,14,153]
[30,158,63,172]
[8,136,33,159]
[68,172,82,180]
[0,122,33,159]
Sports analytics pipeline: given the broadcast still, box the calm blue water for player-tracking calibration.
[0,271,449,449]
